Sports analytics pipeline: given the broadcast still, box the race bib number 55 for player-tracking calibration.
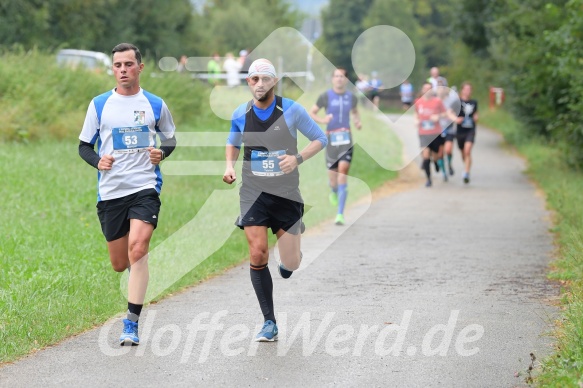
[251,150,285,176]
[112,125,150,153]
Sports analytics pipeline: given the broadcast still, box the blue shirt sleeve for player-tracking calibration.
[227,103,247,149]
[282,98,328,148]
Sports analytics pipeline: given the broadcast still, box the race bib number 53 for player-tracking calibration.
[112,125,150,153]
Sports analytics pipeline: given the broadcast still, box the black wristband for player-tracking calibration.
[159,135,176,160]
[295,153,303,165]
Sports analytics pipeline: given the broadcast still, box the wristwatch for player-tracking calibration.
[295,153,304,165]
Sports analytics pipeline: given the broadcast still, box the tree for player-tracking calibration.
[451,0,492,56]
[0,0,50,49]
[540,0,583,165]
[361,0,426,90]
[487,0,568,135]
[0,0,195,58]
[318,0,374,77]
[412,0,459,67]
[192,0,302,56]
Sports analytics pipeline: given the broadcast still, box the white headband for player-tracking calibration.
[248,59,277,78]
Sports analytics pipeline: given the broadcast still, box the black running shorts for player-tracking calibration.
[237,185,304,235]
[456,129,476,150]
[96,188,161,242]
[419,135,443,153]
[326,146,354,170]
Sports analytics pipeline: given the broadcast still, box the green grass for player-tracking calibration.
[480,108,583,386]
[0,55,401,363]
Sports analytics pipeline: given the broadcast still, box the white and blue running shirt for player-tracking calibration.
[79,88,176,201]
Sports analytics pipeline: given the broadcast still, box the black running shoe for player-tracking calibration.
[278,252,302,279]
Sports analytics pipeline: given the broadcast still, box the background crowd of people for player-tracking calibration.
[177,49,254,87]
[410,67,478,187]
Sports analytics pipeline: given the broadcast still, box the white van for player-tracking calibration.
[56,49,112,75]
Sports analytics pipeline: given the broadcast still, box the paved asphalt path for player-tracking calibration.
[0,119,559,387]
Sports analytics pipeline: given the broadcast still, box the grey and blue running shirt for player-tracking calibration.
[227,96,327,195]
[316,89,357,150]
[316,89,358,132]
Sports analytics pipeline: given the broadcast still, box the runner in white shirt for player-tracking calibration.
[223,52,242,88]
[78,43,177,346]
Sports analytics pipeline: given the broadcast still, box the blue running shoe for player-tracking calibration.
[255,320,278,342]
[463,173,470,184]
[119,319,139,346]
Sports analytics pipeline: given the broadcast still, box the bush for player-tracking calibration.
[483,0,583,167]
[0,50,209,142]
[544,0,583,166]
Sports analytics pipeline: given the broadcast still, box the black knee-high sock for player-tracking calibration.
[127,302,143,323]
[250,264,275,323]
[422,158,431,180]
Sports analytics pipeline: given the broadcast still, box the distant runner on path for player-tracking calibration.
[455,82,479,184]
[414,83,447,187]
[309,68,362,226]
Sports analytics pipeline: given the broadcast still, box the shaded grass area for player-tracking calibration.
[480,108,583,386]
[0,84,400,363]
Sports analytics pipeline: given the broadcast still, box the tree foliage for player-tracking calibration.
[478,3,564,133]
[486,0,565,133]
[318,0,374,77]
[451,0,583,167]
[362,0,425,88]
[0,0,299,59]
[317,0,462,84]
[542,0,583,165]
[411,0,458,67]
[0,0,51,48]
[189,0,302,56]
[0,0,194,56]
[451,0,493,55]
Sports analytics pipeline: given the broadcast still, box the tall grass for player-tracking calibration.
[480,107,583,386]
[0,50,206,141]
